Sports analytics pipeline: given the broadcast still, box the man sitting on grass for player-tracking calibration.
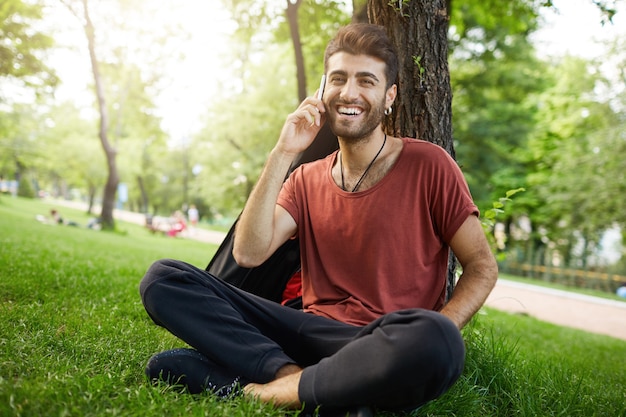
[139,23,498,416]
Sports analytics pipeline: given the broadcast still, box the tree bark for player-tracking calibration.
[87,181,96,214]
[286,0,307,101]
[352,0,368,22]
[367,0,454,157]
[82,0,119,229]
[136,175,149,214]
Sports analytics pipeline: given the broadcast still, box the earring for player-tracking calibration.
[384,107,393,116]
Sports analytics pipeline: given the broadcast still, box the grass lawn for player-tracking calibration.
[1,196,625,417]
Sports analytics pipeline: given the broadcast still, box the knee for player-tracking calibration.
[140,259,172,297]
[380,310,465,403]
[140,258,191,290]
[408,311,465,401]
[139,258,185,314]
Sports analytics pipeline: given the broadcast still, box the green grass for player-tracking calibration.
[1,196,625,416]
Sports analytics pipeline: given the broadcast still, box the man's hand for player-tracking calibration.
[275,95,326,157]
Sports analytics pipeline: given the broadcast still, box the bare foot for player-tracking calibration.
[243,365,303,408]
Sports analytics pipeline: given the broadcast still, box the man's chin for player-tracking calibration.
[329,126,375,143]
[328,120,361,140]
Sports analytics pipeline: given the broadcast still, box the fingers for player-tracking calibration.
[298,97,325,128]
[306,104,320,127]
[276,95,326,154]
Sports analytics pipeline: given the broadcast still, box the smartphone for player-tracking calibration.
[316,74,326,100]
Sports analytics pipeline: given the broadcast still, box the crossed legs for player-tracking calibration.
[140,259,465,411]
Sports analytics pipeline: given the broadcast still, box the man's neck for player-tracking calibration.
[338,130,387,171]
[332,133,403,193]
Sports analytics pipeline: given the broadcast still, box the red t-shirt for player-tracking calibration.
[277,138,478,326]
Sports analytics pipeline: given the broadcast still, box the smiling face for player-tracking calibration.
[323,52,396,141]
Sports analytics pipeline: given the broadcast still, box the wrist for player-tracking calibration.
[270,147,299,164]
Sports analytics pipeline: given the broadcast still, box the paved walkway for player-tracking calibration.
[49,199,626,341]
[486,279,626,341]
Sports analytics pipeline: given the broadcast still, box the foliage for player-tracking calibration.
[449,0,541,40]
[33,101,105,201]
[0,104,41,185]
[481,188,526,230]
[186,0,351,214]
[224,0,350,80]
[0,0,58,98]
[191,43,304,215]
[450,2,626,268]
[98,61,168,214]
[517,54,624,267]
[16,174,35,198]
[1,197,624,417]
[450,0,547,209]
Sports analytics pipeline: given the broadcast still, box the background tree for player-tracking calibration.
[0,105,41,197]
[59,0,184,228]
[60,0,119,229]
[193,43,300,216]
[0,0,58,99]
[516,54,624,267]
[36,101,107,209]
[449,0,546,209]
[0,0,58,200]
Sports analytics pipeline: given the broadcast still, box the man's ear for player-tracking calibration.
[385,84,397,109]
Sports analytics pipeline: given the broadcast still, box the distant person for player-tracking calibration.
[167,211,187,237]
[187,204,199,234]
[617,283,626,298]
[86,217,102,230]
[140,23,497,415]
[50,209,64,224]
[39,209,78,227]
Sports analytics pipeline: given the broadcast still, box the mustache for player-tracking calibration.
[331,98,369,108]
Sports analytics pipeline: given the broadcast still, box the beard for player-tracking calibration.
[326,95,387,142]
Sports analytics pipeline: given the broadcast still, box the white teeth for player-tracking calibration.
[338,106,362,116]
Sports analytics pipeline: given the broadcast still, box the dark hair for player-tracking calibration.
[324,23,398,89]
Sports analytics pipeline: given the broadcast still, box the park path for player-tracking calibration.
[486,279,626,341]
[49,199,626,341]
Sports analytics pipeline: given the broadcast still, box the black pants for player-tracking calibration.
[139,259,465,411]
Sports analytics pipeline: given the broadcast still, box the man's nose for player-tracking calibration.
[339,78,359,101]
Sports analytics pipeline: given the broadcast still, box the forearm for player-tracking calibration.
[232,148,296,267]
[233,93,325,266]
[439,260,498,329]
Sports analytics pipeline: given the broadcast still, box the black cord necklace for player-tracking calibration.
[340,134,387,192]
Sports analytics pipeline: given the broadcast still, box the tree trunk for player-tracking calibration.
[286,0,306,101]
[352,0,368,22]
[87,181,96,214]
[82,0,119,229]
[136,175,149,214]
[367,0,454,157]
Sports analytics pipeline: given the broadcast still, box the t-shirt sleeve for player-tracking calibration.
[430,149,479,244]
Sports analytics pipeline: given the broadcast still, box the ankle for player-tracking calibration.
[275,363,302,379]
[244,370,302,409]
